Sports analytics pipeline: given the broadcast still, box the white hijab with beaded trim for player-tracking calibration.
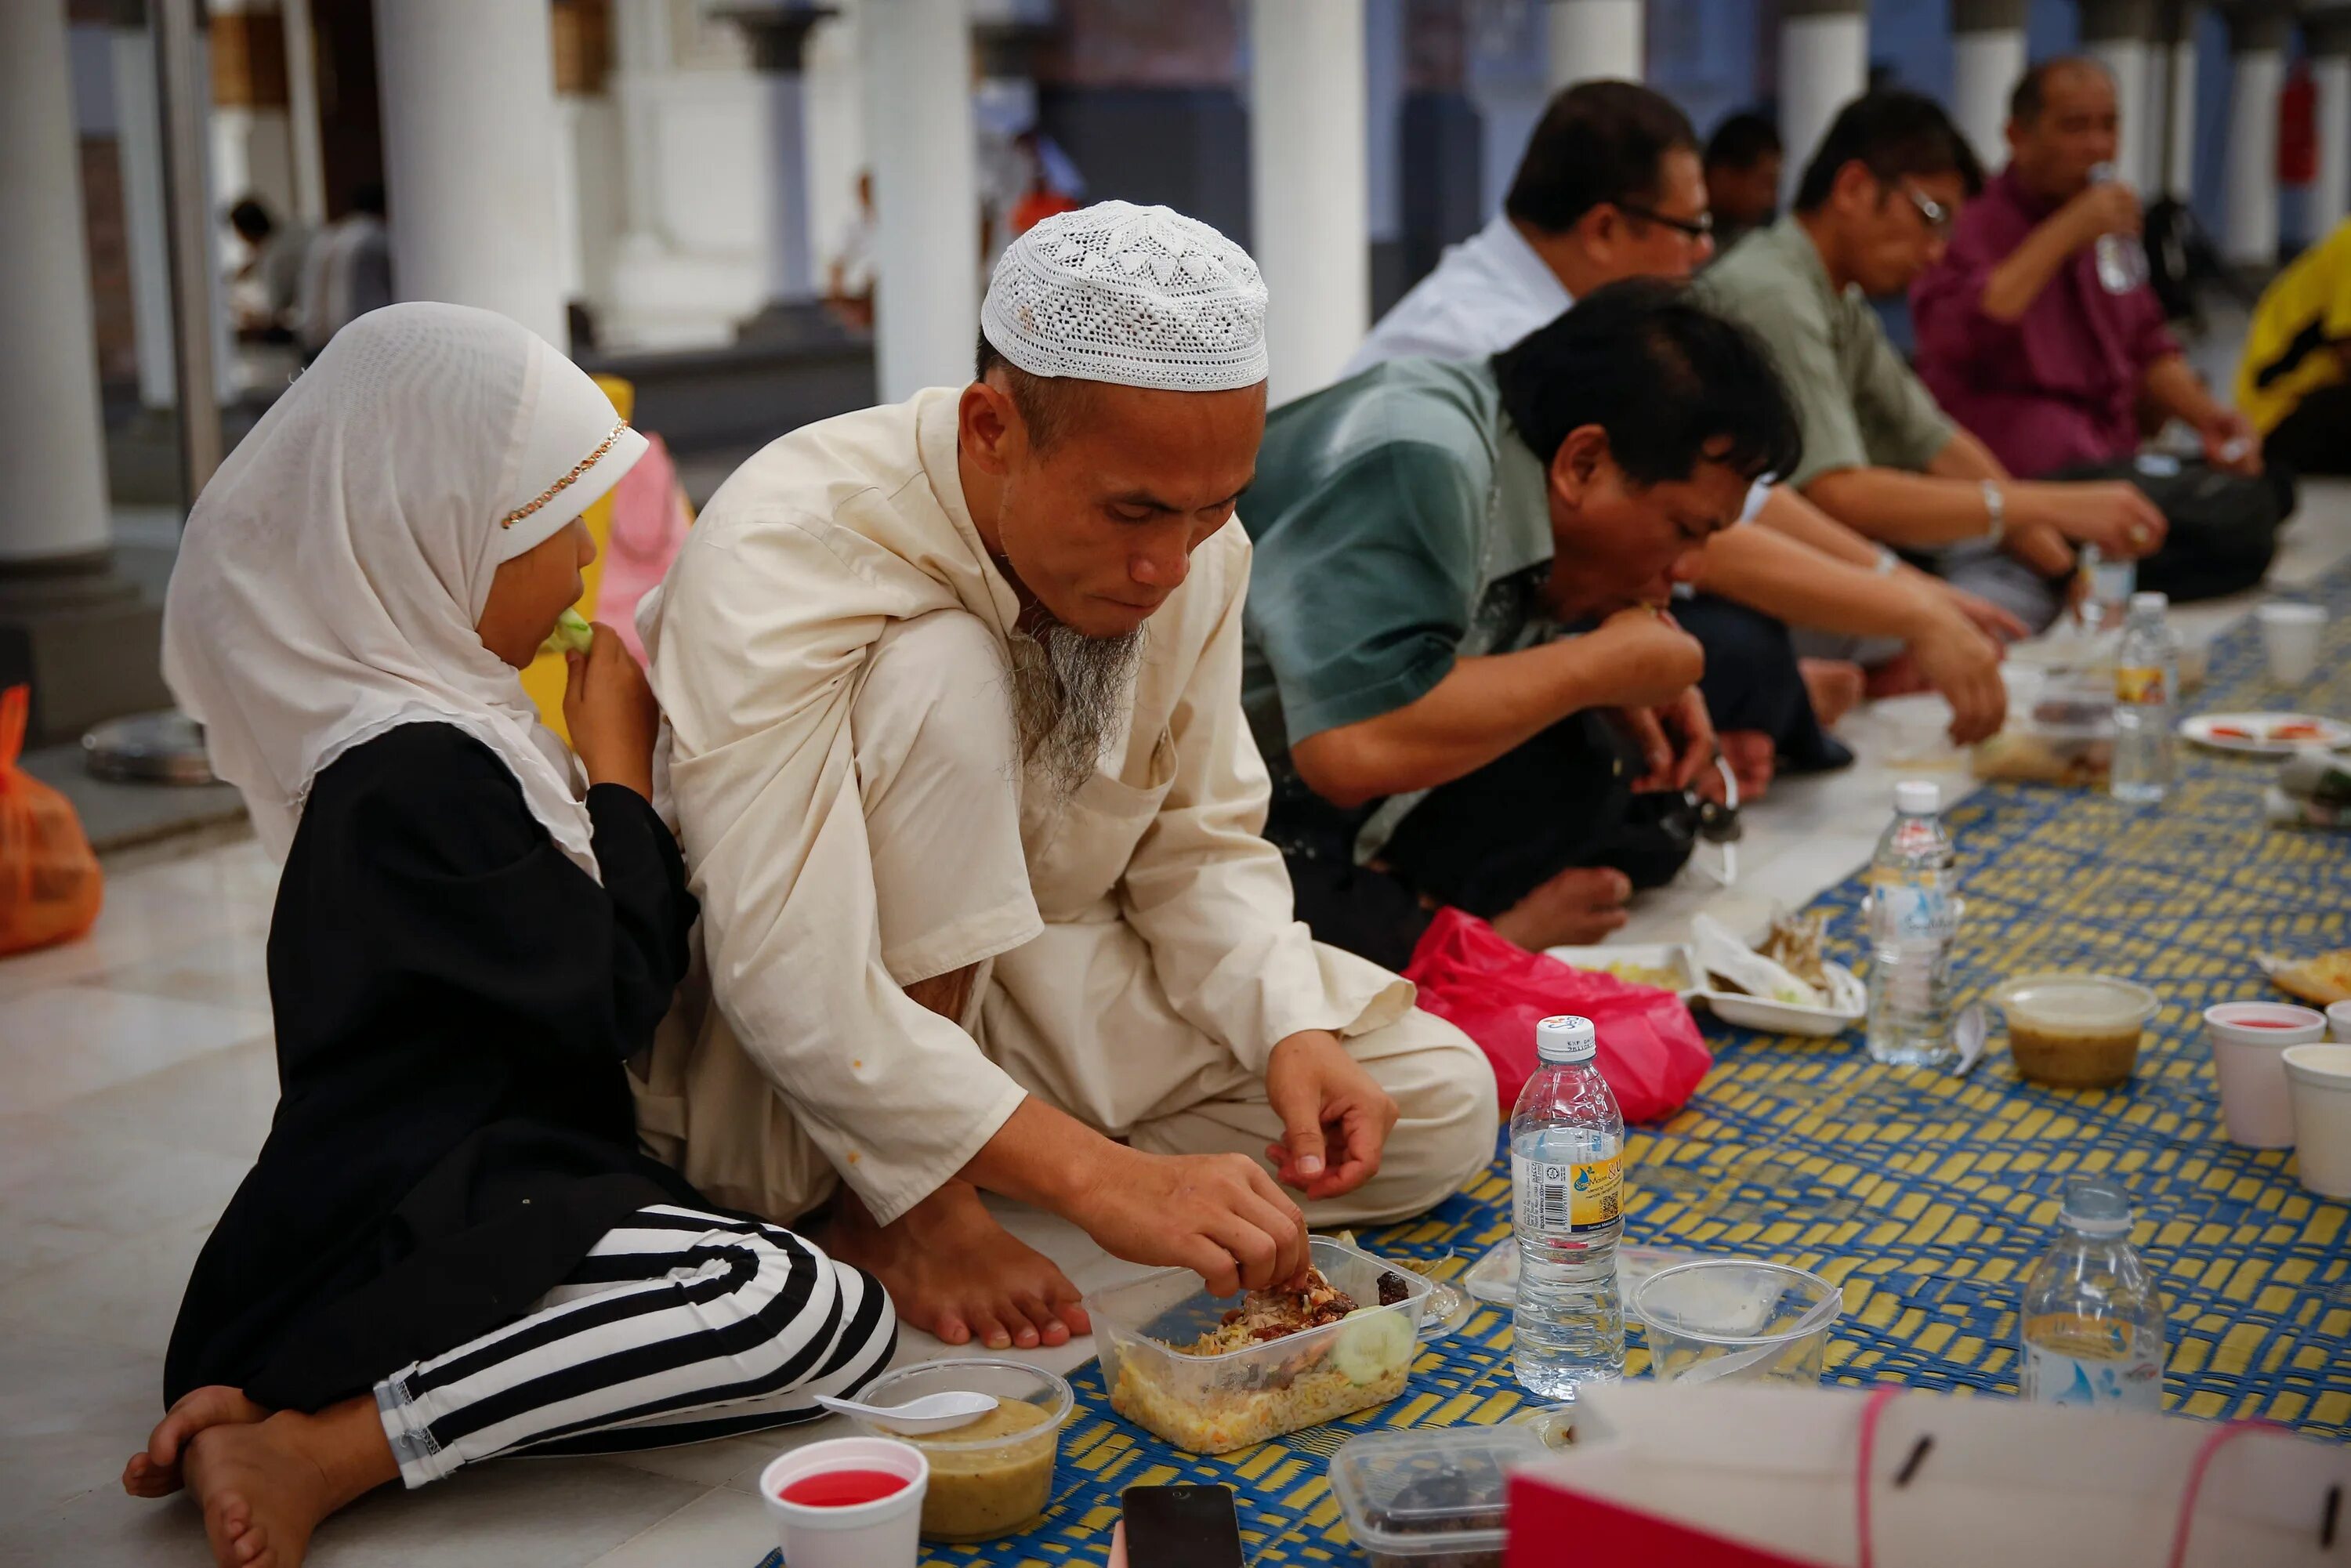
[163,302,647,881]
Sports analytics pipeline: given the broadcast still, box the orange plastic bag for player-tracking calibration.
[0,685,103,954]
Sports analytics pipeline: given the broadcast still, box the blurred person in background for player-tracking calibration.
[1703,110,1783,254]
[226,197,310,343]
[2238,218,2351,477]
[1699,90,2170,636]
[1911,59,2280,603]
[296,183,392,360]
[825,171,876,331]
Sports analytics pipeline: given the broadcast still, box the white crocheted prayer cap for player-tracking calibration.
[980,200,1269,391]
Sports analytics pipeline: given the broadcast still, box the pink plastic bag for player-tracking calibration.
[596,431,693,662]
[1402,907,1712,1121]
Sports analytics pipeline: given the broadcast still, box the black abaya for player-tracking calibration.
[165,722,705,1411]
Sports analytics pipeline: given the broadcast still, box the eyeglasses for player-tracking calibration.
[1896,179,1954,238]
[1614,203,1715,242]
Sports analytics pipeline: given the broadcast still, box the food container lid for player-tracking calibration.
[1328,1425,1549,1555]
[1991,971,2158,1030]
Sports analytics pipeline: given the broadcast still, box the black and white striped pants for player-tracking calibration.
[371,1204,897,1488]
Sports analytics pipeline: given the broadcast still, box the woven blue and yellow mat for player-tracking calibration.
[763,567,2351,1567]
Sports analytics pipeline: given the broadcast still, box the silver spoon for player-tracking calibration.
[814,1390,1000,1433]
[1950,1003,1987,1077]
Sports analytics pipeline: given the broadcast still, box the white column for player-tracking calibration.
[374,0,568,346]
[863,0,978,400]
[281,0,327,225]
[1951,0,2028,168]
[1546,0,1645,88]
[802,9,865,288]
[1779,0,1869,205]
[2082,2,2159,192]
[2220,7,2288,269]
[0,0,110,565]
[2311,15,2351,236]
[2164,6,2202,199]
[113,24,179,412]
[2140,37,2172,193]
[1252,0,1369,406]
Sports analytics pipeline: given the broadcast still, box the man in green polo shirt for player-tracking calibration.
[1241,278,1802,970]
[1694,89,2167,632]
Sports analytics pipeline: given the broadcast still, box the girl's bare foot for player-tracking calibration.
[821,1180,1090,1350]
[124,1385,271,1497]
[182,1399,398,1568]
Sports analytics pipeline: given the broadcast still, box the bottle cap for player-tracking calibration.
[2131,590,2168,613]
[1536,1015,1596,1063]
[1894,780,1940,815]
[2059,1180,2134,1237]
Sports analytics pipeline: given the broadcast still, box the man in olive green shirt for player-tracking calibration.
[1694,89,2168,632]
[1241,280,1801,971]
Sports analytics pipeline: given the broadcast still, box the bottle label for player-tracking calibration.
[1871,885,1949,944]
[2115,665,2165,705]
[1513,1151,1621,1237]
[2023,1343,2162,1409]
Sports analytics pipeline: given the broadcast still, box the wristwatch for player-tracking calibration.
[1980,480,2006,543]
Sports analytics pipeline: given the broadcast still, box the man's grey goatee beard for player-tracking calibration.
[1007,620,1147,801]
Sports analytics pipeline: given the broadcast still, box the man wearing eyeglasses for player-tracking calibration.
[1345,80,2015,842]
[1696,90,2169,634]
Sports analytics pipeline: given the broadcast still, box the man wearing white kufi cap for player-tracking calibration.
[637,202,1498,1348]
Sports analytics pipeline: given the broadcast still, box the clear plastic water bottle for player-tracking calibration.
[1864,780,1958,1069]
[2019,1181,2167,1410]
[2111,590,2179,804]
[2089,162,2147,294]
[2077,543,2136,634]
[1511,1015,1625,1398]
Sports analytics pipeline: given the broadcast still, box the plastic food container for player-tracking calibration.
[1628,1259,1842,1385]
[1328,1424,1551,1567]
[759,1435,928,1568]
[1991,972,2161,1088]
[1087,1237,1437,1454]
[842,1360,1070,1541]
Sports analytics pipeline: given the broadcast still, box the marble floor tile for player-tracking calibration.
[0,987,270,1118]
[95,936,273,1016]
[0,1214,218,1357]
[0,1117,249,1287]
[583,1485,777,1568]
[0,885,263,1003]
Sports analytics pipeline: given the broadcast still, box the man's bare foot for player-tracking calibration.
[125,1385,271,1497]
[1863,651,1930,700]
[1799,658,1866,728]
[182,1400,396,1568]
[1488,866,1632,951]
[821,1180,1090,1350]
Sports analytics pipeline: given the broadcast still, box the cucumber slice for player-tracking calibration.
[1331,1306,1414,1385]
[540,608,594,658]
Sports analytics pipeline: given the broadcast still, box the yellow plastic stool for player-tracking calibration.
[519,375,632,743]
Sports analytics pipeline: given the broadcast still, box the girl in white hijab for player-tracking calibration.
[128,305,896,1568]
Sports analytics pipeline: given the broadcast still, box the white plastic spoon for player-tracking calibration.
[813,1390,1000,1433]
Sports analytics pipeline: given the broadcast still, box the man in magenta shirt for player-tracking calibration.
[1912,58,2259,480]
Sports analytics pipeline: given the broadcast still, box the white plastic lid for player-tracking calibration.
[2130,590,2168,613]
[2059,1181,2134,1237]
[1536,1015,1596,1063]
[1894,780,1940,815]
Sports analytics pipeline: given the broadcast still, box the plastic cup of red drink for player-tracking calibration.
[759,1435,929,1568]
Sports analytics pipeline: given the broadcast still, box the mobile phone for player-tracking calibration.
[1121,1483,1247,1568]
